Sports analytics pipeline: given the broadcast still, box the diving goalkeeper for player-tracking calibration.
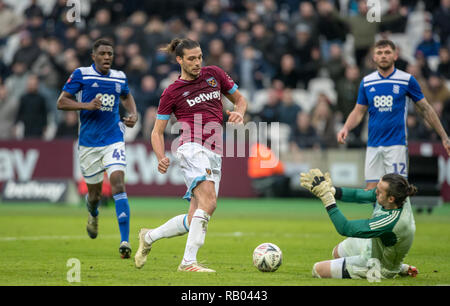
[300,169,418,280]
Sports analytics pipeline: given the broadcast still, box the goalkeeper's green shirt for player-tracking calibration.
[329,187,416,277]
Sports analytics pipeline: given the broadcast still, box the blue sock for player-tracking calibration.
[86,195,99,217]
[114,192,130,243]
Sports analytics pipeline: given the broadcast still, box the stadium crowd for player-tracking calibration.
[0,0,449,150]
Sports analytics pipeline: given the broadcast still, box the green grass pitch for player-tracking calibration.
[0,197,449,286]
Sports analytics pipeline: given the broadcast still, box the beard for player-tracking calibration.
[377,60,394,71]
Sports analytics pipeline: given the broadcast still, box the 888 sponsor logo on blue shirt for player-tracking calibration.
[96,93,116,112]
[373,95,393,112]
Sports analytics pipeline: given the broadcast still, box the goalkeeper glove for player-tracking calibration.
[300,169,336,208]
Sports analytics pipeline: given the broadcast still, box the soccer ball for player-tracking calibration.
[253,243,282,272]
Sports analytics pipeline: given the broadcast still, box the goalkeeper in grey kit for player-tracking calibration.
[301,169,418,280]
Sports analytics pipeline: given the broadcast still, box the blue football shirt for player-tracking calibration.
[62,64,130,147]
[357,68,424,147]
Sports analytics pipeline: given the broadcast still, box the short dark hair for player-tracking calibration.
[374,39,396,51]
[382,173,418,208]
[92,38,114,52]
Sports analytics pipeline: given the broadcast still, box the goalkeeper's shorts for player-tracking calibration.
[176,142,222,201]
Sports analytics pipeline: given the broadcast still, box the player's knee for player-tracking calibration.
[88,191,102,204]
[312,262,326,278]
[332,245,341,259]
[110,180,125,194]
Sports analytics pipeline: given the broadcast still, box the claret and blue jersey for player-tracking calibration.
[357,68,424,147]
[62,64,130,147]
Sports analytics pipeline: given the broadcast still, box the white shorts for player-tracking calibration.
[79,142,126,184]
[365,145,408,183]
[335,237,373,279]
[176,142,222,201]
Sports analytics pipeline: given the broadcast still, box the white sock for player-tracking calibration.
[144,214,189,244]
[182,209,210,265]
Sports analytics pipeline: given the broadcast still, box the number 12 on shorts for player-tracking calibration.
[113,149,125,161]
[392,162,406,175]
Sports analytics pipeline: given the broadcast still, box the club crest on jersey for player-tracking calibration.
[393,85,400,94]
[115,83,121,94]
[206,77,217,87]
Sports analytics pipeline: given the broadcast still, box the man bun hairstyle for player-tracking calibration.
[160,38,200,58]
[382,173,418,208]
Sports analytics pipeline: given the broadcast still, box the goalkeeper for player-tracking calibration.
[300,169,418,280]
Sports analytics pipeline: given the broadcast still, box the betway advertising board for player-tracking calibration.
[0,140,254,199]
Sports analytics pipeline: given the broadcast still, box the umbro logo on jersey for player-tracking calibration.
[370,87,376,92]
[92,82,99,88]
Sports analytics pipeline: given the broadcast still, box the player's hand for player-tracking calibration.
[226,110,244,124]
[123,114,138,128]
[158,156,170,174]
[86,97,102,111]
[442,138,450,156]
[337,127,348,144]
[324,172,336,196]
[300,169,336,207]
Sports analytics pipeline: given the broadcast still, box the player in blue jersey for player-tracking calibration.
[57,39,138,259]
[337,39,450,189]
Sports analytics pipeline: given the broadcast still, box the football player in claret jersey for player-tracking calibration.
[134,38,248,272]
[57,39,138,259]
[337,39,450,190]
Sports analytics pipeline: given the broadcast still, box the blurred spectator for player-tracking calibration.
[316,0,348,61]
[437,47,450,79]
[289,111,321,150]
[205,38,225,67]
[379,0,409,34]
[272,53,299,88]
[278,88,302,127]
[432,0,450,46]
[75,34,93,67]
[32,37,66,123]
[238,45,266,95]
[310,94,338,148]
[12,31,41,69]
[347,0,379,67]
[4,62,29,107]
[0,81,18,139]
[219,52,239,84]
[291,24,318,68]
[415,27,441,58]
[297,46,321,88]
[290,1,318,39]
[250,22,275,70]
[143,17,171,57]
[324,43,347,84]
[258,88,281,124]
[15,75,47,139]
[0,0,24,45]
[55,111,78,139]
[407,112,429,141]
[133,75,161,119]
[90,8,115,40]
[336,64,361,122]
[421,72,450,107]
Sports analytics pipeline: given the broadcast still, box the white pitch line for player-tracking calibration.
[0,231,308,242]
